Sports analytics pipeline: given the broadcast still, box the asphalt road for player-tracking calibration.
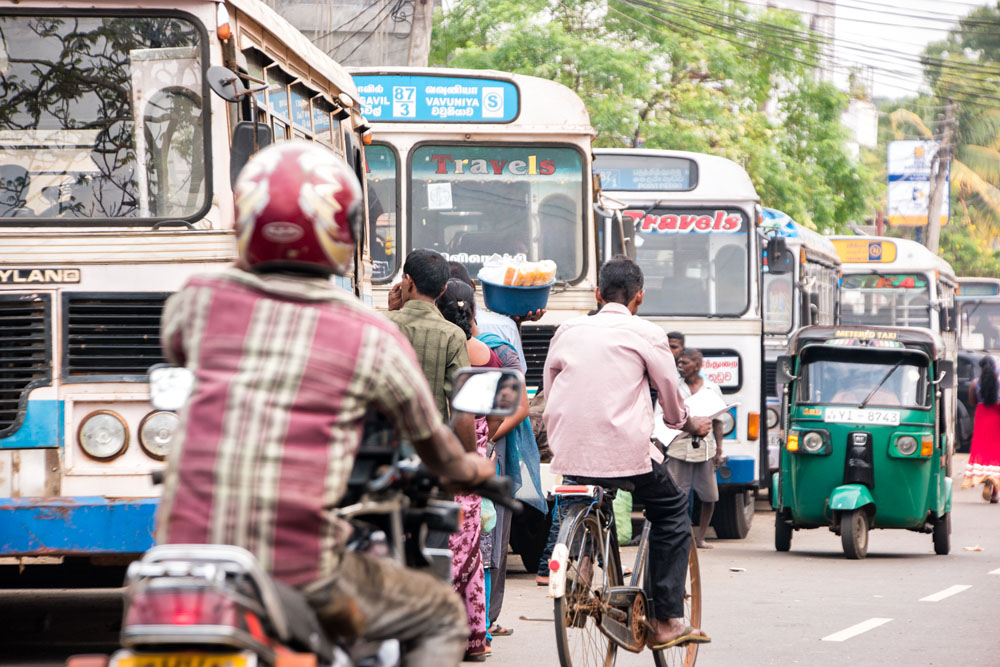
[3,454,997,667]
[489,453,999,667]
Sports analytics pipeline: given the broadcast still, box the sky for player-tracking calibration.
[831,0,995,99]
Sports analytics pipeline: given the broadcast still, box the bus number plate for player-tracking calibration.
[823,408,900,426]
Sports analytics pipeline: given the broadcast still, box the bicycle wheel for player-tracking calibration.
[651,540,702,667]
[553,504,622,667]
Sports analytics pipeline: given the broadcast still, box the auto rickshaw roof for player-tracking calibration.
[789,325,943,357]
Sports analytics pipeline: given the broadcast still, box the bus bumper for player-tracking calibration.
[716,455,757,487]
[0,496,156,556]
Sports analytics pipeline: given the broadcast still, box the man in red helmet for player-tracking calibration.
[156,141,494,666]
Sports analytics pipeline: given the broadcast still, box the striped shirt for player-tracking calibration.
[385,300,471,419]
[155,268,443,587]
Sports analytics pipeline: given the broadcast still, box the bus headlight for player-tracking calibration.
[766,407,780,429]
[719,410,736,436]
[139,411,180,460]
[78,411,128,460]
[896,435,919,456]
[801,431,825,454]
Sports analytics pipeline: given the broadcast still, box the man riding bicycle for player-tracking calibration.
[155,142,495,666]
[543,256,712,649]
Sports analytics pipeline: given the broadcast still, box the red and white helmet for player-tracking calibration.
[233,141,363,276]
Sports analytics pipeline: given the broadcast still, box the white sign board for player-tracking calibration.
[887,180,949,227]
[886,140,949,227]
[703,355,740,389]
[887,140,937,179]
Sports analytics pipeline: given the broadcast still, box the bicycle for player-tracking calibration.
[547,483,702,667]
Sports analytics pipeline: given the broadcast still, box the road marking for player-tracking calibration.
[822,618,892,642]
[919,585,971,602]
[990,568,1000,575]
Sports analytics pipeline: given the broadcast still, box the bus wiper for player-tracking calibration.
[858,358,904,409]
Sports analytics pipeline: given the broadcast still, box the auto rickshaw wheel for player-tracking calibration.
[841,509,868,559]
[774,512,792,552]
[933,513,951,555]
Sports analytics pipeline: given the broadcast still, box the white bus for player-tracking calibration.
[957,277,1000,352]
[831,235,958,463]
[761,209,841,473]
[593,148,763,538]
[352,67,596,387]
[0,0,372,571]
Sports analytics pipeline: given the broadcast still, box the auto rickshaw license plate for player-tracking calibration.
[113,653,251,667]
[824,408,900,426]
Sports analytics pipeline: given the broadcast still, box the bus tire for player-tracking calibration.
[711,489,754,539]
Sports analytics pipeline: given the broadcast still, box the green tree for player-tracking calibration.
[431,0,878,230]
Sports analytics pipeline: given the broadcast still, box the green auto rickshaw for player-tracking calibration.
[771,325,955,559]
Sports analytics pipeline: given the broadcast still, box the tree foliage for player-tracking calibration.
[431,0,878,230]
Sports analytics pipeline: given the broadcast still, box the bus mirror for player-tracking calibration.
[766,236,792,274]
[230,121,273,186]
[775,355,797,384]
[935,361,956,390]
[939,305,956,332]
[616,209,636,261]
[207,65,247,103]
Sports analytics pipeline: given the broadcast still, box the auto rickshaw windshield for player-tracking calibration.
[796,347,931,409]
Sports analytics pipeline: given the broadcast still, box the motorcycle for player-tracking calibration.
[68,366,524,667]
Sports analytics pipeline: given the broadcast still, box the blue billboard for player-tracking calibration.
[354,75,519,123]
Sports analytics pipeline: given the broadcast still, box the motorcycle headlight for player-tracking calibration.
[719,410,736,436]
[896,435,919,456]
[766,407,780,429]
[139,411,180,460]
[802,431,825,454]
[78,411,128,460]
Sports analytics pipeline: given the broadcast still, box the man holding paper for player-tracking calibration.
[666,348,727,549]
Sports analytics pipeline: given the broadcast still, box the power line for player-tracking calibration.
[338,1,407,62]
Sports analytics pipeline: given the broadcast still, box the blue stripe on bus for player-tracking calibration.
[0,400,63,449]
[0,496,157,555]
[717,455,756,485]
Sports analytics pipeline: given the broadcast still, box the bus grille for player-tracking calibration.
[764,360,777,397]
[521,324,557,389]
[0,295,52,437]
[64,294,169,378]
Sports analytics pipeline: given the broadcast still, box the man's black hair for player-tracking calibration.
[598,255,644,305]
[667,331,685,343]
[448,261,475,289]
[404,249,450,298]
[678,347,703,364]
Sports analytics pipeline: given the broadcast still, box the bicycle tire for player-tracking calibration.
[553,502,623,667]
[651,540,702,667]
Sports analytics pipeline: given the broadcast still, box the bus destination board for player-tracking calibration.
[832,239,897,264]
[354,75,519,123]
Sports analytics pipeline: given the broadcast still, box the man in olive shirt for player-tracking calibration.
[386,249,471,422]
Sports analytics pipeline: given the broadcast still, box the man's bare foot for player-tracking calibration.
[695,540,713,549]
[648,617,711,649]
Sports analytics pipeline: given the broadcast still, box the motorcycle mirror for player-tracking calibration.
[451,368,524,417]
[148,363,195,412]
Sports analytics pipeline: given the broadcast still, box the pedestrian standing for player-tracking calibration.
[963,355,1000,503]
[666,348,725,548]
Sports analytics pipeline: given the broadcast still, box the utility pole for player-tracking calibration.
[926,100,956,254]
[406,0,434,67]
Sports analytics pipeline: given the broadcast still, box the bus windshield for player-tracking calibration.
[841,273,931,328]
[962,301,1000,349]
[628,207,750,316]
[0,14,207,221]
[799,358,929,409]
[408,145,585,281]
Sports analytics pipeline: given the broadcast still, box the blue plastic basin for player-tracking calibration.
[480,279,553,317]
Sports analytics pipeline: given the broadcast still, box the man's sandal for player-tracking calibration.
[488,623,513,636]
[647,626,712,650]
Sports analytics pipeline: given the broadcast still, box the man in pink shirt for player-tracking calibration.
[543,256,712,649]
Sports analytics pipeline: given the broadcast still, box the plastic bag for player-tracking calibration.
[613,490,633,545]
[481,497,497,532]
